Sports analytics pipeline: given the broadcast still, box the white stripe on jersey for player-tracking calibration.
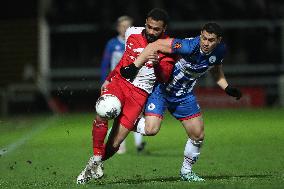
[124,27,156,94]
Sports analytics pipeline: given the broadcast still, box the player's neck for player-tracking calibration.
[200,48,212,55]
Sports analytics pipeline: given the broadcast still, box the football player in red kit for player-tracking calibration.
[77,8,175,184]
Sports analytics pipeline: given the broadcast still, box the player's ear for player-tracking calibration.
[163,25,167,33]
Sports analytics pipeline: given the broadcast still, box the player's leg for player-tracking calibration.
[136,115,163,135]
[104,121,130,160]
[180,115,205,182]
[169,94,204,182]
[103,82,148,160]
[107,125,127,154]
[133,132,146,152]
[77,115,108,184]
[132,113,146,152]
[77,78,124,184]
[92,115,108,157]
[136,84,166,136]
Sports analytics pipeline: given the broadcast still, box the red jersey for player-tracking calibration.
[106,27,175,94]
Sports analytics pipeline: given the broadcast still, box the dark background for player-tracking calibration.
[1,0,284,114]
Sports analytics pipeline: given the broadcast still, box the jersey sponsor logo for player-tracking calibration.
[209,56,216,63]
[173,42,182,49]
[147,103,156,110]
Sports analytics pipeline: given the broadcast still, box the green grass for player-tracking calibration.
[0,109,284,189]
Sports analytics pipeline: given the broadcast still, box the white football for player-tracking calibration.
[95,94,121,120]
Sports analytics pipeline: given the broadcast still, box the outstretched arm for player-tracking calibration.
[148,38,174,54]
[210,65,242,100]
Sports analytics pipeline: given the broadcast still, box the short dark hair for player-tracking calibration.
[146,8,169,26]
[202,23,223,37]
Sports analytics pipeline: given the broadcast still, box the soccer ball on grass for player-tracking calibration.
[95,94,121,120]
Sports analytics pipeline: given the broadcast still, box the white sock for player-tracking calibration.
[89,155,102,166]
[120,140,126,149]
[181,138,203,174]
[133,132,143,147]
[117,140,126,154]
[92,155,102,161]
[136,117,146,135]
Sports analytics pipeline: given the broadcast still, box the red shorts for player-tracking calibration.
[101,75,148,130]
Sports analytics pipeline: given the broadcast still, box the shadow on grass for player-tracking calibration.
[91,174,273,186]
[203,174,273,180]
[93,176,180,185]
[129,151,181,158]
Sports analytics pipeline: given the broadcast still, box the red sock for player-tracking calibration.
[92,118,108,157]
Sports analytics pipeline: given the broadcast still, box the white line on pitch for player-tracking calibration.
[0,116,58,156]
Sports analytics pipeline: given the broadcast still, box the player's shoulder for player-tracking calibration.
[171,36,199,53]
[125,27,144,41]
[189,36,200,45]
[177,36,199,46]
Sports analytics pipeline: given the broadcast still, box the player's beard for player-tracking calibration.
[145,32,163,43]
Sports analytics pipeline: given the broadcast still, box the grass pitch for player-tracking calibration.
[0,109,284,189]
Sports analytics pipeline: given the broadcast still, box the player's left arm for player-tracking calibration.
[120,35,158,80]
[210,64,242,100]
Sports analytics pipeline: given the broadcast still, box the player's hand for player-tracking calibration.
[147,52,159,65]
[134,46,156,67]
[101,80,110,92]
[225,86,242,100]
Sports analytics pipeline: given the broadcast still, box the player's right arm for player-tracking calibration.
[146,38,174,54]
[145,37,198,55]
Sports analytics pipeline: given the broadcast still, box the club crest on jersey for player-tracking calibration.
[173,42,182,49]
[209,56,216,63]
[148,103,156,110]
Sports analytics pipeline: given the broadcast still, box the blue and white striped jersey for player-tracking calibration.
[164,36,226,97]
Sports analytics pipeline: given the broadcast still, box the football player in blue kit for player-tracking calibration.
[135,22,242,182]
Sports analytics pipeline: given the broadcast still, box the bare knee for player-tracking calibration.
[144,116,162,136]
[182,116,205,141]
[191,132,205,141]
[145,124,160,136]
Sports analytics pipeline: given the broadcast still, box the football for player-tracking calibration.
[95,94,121,120]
